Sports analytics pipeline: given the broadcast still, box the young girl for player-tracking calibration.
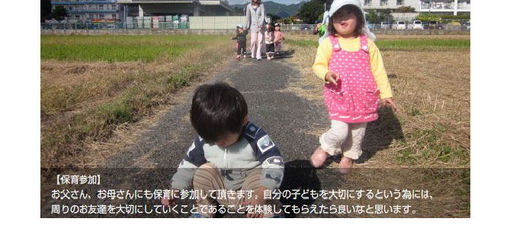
[273,23,284,55]
[264,23,275,60]
[310,0,397,173]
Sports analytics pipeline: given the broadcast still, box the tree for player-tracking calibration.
[41,0,52,22]
[394,6,415,13]
[379,9,394,24]
[280,17,296,24]
[297,0,324,24]
[267,13,282,24]
[51,6,68,21]
[366,10,379,24]
[417,13,442,22]
[366,9,393,24]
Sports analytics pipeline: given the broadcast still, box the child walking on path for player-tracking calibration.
[273,23,284,55]
[309,0,397,173]
[232,24,248,61]
[264,23,275,60]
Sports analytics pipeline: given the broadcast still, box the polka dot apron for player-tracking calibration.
[324,35,380,123]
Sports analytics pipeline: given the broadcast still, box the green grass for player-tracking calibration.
[41,35,226,62]
[376,39,470,50]
[286,39,320,48]
[286,38,470,51]
[395,126,469,165]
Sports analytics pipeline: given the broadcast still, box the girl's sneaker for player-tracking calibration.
[236,55,241,61]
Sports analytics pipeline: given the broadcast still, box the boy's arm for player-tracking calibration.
[368,40,393,99]
[170,136,207,190]
[245,123,285,190]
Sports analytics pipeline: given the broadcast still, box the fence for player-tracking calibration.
[40,22,470,33]
[41,21,189,30]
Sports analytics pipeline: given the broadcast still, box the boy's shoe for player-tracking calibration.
[338,156,353,174]
[189,212,208,218]
[243,55,247,60]
[271,213,284,218]
[310,146,328,168]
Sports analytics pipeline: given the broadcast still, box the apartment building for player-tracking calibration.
[51,0,120,22]
[362,0,470,15]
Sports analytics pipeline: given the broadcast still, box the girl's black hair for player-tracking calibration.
[327,4,364,37]
[190,83,248,142]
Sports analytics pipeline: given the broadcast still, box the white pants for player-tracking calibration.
[319,120,367,160]
[250,31,264,59]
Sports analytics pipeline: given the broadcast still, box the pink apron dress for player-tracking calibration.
[323,35,380,123]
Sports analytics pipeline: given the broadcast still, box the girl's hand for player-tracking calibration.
[382,98,397,112]
[325,72,340,86]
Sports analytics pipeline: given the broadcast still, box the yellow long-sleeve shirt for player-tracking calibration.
[312,35,393,99]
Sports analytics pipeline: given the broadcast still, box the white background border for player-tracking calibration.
[1,0,509,226]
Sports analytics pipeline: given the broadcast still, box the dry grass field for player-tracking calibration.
[282,34,470,217]
[41,35,233,168]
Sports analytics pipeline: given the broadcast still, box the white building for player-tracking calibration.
[51,0,120,22]
[117,0,233,18]
[362,0,470,15]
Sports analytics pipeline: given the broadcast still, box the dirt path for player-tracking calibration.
[103,53,330,169]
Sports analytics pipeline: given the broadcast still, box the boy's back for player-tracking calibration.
[171,121,284,190]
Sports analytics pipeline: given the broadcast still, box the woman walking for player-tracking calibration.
[245,0,266,61]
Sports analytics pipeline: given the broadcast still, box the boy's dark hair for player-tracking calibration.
[327,5,364,37]
[190,83,248,142]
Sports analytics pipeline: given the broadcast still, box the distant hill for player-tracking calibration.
[231,1,307,18]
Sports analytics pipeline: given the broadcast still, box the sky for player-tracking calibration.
[227,0,309,5]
